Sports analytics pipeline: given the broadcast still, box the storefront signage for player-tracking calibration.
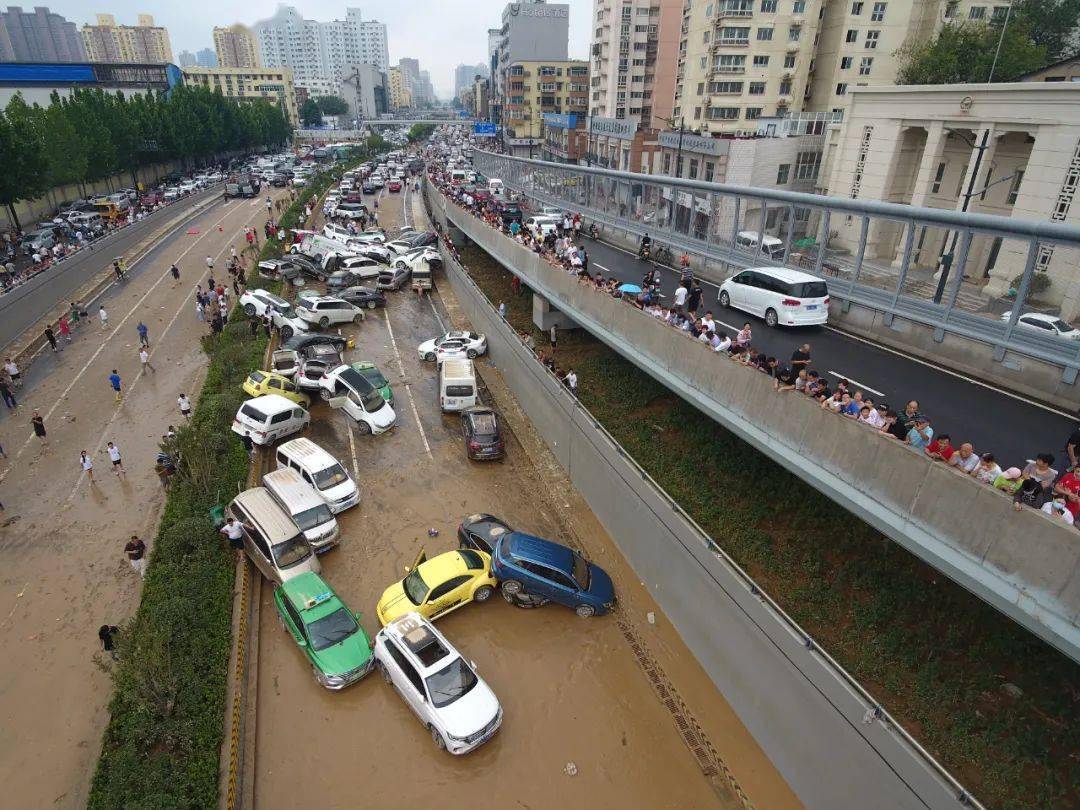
[589,116,636,139]
[658,131,728,156]
[543,113,577,129]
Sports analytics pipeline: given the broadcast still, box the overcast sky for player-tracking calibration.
[46,1,594,97]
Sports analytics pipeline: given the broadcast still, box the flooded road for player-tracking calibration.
[0,191,288,808]
[252,185,800,810]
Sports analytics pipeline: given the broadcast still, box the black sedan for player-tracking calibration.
[281,333,349,354]
[461,406,506,461]
[398,230,438,249]
[337,286,387,309]
[361,182,376,194]
[457,513,512,555]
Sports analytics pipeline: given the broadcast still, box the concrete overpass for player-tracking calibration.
[427,181,1080,666]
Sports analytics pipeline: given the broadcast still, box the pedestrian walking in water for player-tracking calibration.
[106,441,125,476]
[44,326,58,352]
[80,450,95,483]
[136,321,149,348]
[108,369,122,402]
[99,305,109,330]
[4,357,21,387]
[31,410,46,446]
[170,263,180,285]
[139,347,156,374]
[0,378,16,409]
[124,535,146,578]
[58,315,71,343]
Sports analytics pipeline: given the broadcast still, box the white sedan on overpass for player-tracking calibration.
[1000,311,1080,340]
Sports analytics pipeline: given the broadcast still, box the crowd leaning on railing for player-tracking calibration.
[428,166,1079,530]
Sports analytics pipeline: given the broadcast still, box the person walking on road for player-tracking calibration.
[178,393,192,419]
[80,450,95,483]
[44,326,58,352]
[170,263,180,285]
[0,378,16,409]
[499,301,506,319]
[106,441,125,476]
[108,369,122,402]
[136,321,149,348]
[124,535,146,578]
[58,315,72,343]
[70,302,81,330]
[139,347,156,374]
[4,357,21,388]
[31,410,46,446]
[205,255,215,271]
[99,305,109,330]
[550,324,557,352]
[195,299,205,321]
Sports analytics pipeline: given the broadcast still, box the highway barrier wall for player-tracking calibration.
[428,186,991,810]
[428,184,1080,667]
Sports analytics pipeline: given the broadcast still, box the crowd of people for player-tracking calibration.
[428,167,1078,530]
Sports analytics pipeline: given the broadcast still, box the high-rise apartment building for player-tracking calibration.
[0,6,86,62]
[455,63,489,100]
[589,0,681,129]
[196,48,217,67]
[503,59,588,155]
[214,24,260,69]
[181,65,298,126]
[489,0,570,132]
[253,5,389,87]
[340,62,387,119]
[388,66,411,110]
[82,13,173,64]
[178,50,197,67]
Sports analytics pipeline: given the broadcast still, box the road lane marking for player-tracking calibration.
[345,415,361,482]
[826,371,884,397]
[383,310,433,461]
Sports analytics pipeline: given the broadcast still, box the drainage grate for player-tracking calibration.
[618,618,755,810]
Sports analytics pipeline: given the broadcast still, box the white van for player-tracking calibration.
[231,394,310,445]
[262,467,340,553]
[438,359,478,412]
[487,178,505,198]
[450,169,468,184]
[275,437,360,514]
[227,488,321,584]
[718,266,830,328]
[735,231,786,261]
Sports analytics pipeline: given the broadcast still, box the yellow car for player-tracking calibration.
[242,370,311,407]
[376,548,497,625]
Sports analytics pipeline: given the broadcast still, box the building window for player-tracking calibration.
[969,5,986,19]
[859,56,873,75]
[720,26,751,45]
[663,153,672,174]
[789,25,801,41]
[841,56,853,69]
[1007,169,1024,205]
[705,161,715,181]
[688,158,699,179]
[871,2,886,21]
[745,107,763,119]
[715,54,748,72]
[793,0,806,11]
[779,79,792,93]
[761,0,778,11]
[865,30,879,48]
[757,27,774,40]
[795,150,822,180]
[836,83,848,95]
[698,81,705,95]
[705,3,714,15]
[851,1,863,12]
[753,55,770,66]
[694,107,702,119]
[931,161,946,194]
[706,106,740,119]
[991,5,1009,21]
[749,81,766,94]
[776,164,791,184]
[845,29,858,43]
[703,30,711,42]
[709,80,744,93]
[784,54,796,68]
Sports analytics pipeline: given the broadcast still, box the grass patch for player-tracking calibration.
[460,242,1080,810]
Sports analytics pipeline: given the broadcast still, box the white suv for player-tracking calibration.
[295,296,365,328]
[239,289,310,339]
[374,613,502,755]
[718,267,830,328]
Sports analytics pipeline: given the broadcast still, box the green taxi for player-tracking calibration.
[350,361,394,405]
[274,572,374,689]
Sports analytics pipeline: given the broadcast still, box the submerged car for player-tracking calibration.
[242,370,311,406]
[460,406,505,461]
[417,331,487,362]
[350,361,393,404]
[375,548,497,625]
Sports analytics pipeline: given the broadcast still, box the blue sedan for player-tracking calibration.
[491,531,616,617]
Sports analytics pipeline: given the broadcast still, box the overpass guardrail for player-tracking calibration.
[429,179,1080,667]
[471,151,1080,383]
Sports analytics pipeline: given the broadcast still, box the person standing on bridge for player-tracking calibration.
[136,321,149,348]
[686,282,703,317]
[791,343,812,372]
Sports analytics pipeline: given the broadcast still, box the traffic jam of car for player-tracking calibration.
[226,151,617,755]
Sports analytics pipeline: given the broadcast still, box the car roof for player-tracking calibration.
[278,437,337,466]
[383,613,457,674]
[231,487,302,545]
[280,572,341,619]
[246,393,299,413]
[505,532,574,574]
[741,266,825,284]
[419,549,479,580]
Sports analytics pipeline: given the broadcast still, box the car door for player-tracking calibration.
[246,525,277,581]
[424,575,474,617]
[385,640,429,722]
[280,596,306,646]
[267,378,284,395]
[544,568,581,608]
[268,409,292,440]
[727,272,750,310]
[743,272,766,316]
[519,561,556,598]
[461,413,473,441]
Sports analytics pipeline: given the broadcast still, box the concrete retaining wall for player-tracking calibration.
[429,184,1080,667]
[432,217,970,809]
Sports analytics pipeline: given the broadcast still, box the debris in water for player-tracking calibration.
[1001,682,1023,699]
[427,528,439,537]
[646,612,655,624]
[563,762,577,777]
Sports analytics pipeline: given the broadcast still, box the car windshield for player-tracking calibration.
[402,569,429,605]
[359,367,388,388]
[425,657,479,709]
[571,551,590,591]
[307,607,359,652]
[312,463,349,490]
[272,533,311,568]
[293,502,335,531]
[1051,319,1072,332]
[470,413,497,435]
[249,371,266,384]
[240,403,268,423]
[790,281,828,299]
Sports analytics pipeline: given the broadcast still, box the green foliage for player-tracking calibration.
[300,98,322,127]
[895,20,1048,84]
[0,96,48,220]
[316,95,348,116]
[407,122,436,143]
[1013,0,1080,61]
[1011,271,1051,296]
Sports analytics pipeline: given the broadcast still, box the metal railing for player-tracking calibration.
[471,150,1080,381]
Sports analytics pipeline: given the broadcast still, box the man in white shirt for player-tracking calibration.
[673,283,688,313]
[701,313,717,334]
[564,368,578,394]
[219,518,246,550]
[948,443,980,473]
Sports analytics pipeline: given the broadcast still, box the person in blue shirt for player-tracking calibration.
[905,416,934,451]
[108,369,122,402]
[136,321,149,348]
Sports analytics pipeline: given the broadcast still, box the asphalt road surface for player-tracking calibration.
[555,229,1075,472]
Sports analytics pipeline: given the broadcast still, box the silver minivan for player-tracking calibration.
[227,488,321,584]
[262,467,340,553]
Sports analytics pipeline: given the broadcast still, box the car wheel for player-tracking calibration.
[474,585,494,603]
[575,604,596,618]
[243,303,256,316]
[367,300,376,309]
[311,664,323,684]
[505,591,549,609]
[424,352,436,361]
[320,388,331,402]
[281,326,294,339]
[466,349,477,359]
[356,420,372,435]
[319,316,330,328]
[719,290,731,308]
[353,313,364,324]
[501,580,523,596]
[765,308,779,328]
[430,725,446,752]
[379,660,392,684]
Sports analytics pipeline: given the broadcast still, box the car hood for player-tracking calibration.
[311,627,373,676]
[435,677,500,738]
[376,582,414,621]
[586,563,615,604]
[418,339,437,354]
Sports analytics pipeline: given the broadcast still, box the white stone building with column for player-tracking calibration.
[824,83,1080,319]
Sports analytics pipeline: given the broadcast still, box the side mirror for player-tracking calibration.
[470,659,478,671]
[354,611,363,622]
[297,639,308,648]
